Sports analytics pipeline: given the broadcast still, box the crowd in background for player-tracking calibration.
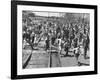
[22,14,90,63]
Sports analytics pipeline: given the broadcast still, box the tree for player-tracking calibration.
[64,13,75,23]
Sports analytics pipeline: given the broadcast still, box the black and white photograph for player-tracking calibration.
[11,1,97,79]
[22,11,90,69]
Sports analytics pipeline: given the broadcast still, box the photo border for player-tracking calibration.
[11,0,98,79]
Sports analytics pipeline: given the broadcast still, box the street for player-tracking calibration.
[22,40,90,69]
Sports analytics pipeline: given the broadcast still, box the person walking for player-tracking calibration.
[45,35,50,51]
[64,40,70,57]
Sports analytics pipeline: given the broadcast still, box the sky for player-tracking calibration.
[32,12,65,17]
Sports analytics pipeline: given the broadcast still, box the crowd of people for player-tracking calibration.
[22,16,90,66]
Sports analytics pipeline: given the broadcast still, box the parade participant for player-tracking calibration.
[23,31,30,42]
[83,37,87,59]
[51,35,56,45]
[83,34,89,59]
[63,27,69,41]
[55,35,62,55]
[58,37,62,52]
[45,35,50,51]
[86,34,90,50]
[79,32,83,42]
[31,32,35,44]
[23,31,26,41]
[73,46,81,66]
[64,40,70,57]
[73,37,78,49]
